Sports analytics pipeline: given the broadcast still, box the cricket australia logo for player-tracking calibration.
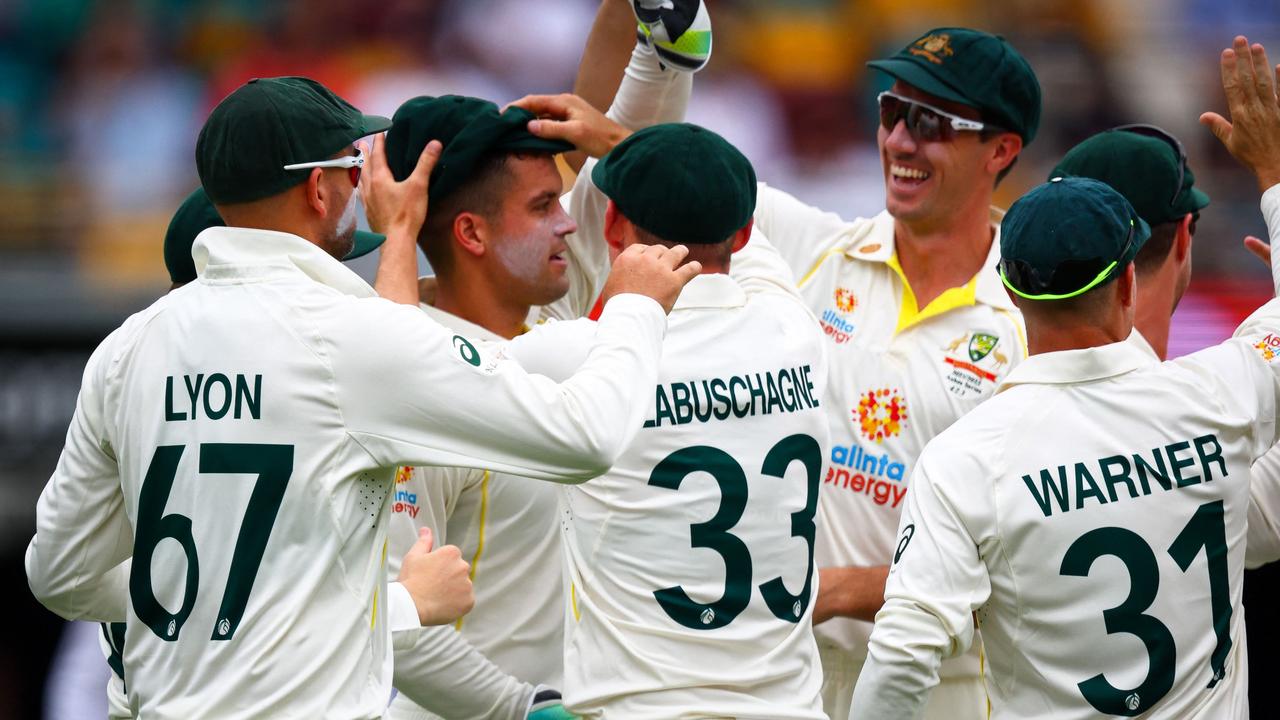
[856,388,908,442]
[910,33,954,65]
[942,330,1007,399]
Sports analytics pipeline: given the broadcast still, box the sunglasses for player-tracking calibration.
[877,91,995,142]
[283,147,364,187]
[1113,123,1188,207]
[999,218,1138,300]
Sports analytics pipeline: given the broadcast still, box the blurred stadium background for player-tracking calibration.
[3,0,1279,717]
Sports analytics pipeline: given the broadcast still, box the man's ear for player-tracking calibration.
[306,168,329,217]
[987,133,1023,177]
[1174,213,1194,261]
[603,200,625,253]
[729,219,754,253]
[452,212,487,258]
[1118,262,1137,309]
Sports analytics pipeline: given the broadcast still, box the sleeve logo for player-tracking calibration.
[894,523,916,564]
[1254,333,1280,362]
[452,334,481,367]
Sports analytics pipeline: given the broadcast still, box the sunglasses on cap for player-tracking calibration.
[877,91,998,142]
[1113,123,1188,207]
[998,218,1137,301]
[283,147,364,188]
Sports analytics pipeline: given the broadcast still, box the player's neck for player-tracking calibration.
[1025,317,1132,357]
[892,205,993,308]
[1133,274,1175,361]
[433,275,529,340]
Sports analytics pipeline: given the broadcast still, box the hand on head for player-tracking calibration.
[1201,36,1280,191]
[509,93,632,160]
[601,243,702,314]
[360,133,443,237]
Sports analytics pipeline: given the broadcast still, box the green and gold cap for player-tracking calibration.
[1050,127,1210,227]
[196,77,391,205]
[386,95,572,203]
[999,177,1151,301]
[591,123,756,245]
[164,187,385,284]
[868,27,1041,144]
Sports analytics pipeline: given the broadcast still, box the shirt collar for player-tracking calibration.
[997,330,1156,392]
[845,211,1015,312]
[418,301,506,342]
[192,226,377,299]
[673,273,747,311]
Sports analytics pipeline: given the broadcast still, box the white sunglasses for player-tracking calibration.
[283,148,364,185]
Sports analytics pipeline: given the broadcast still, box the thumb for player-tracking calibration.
[415,526,434,553]
[1199,112,1232,143]
[1244,235,1271,263]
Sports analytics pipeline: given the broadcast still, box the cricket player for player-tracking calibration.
[850,35,1280,718]
[372,18,709,717]
[24,76,702,719]
[551,22,1042,719]
[503,122,829,718]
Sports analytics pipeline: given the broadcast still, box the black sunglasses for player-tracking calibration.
[1113,123,1187,207]
[877,91,996,142]
[999,218,1138,300]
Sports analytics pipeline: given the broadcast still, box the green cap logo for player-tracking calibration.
[910,33,954,65]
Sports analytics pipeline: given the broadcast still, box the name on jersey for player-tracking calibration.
[164,373,261,422]
[824,443,908,508]
[642,365,819,429]
[1022,434,1226,518]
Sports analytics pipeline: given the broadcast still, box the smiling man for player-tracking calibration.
[739,28,1041,720]
[529,21,1042,720]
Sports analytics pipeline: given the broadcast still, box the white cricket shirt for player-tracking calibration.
[851,184,1280,719]
[508,234,830,719]
[753,188,1026,674]
[25,226,669,719]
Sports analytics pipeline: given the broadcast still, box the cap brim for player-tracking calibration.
[360,114,394,136]
[1184,187,1211,213]
[345,230,385,260]
[867,58,972,107]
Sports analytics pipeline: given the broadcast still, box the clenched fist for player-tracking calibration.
[398,527,474,626]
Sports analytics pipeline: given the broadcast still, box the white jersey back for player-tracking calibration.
[866,330,1277,719]
[510,242,829,719]
[26,227,671,719]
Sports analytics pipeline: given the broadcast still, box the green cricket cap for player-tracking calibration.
[196,77,391,205]
[1049,127,1210,227]
[164,187,385,284]
[385,95,573,203]
[591,123,756,245]
[999,177,1151,300]
[868,27,1041,144]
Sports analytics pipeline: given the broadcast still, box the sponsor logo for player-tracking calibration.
[392,467,420,518]
[1255,333,1280,361]
[894,524,915,563]
[856,388,908,442]
[453,335,481,367]
[820,287,858,344]
[910,33,954,65]
[834,287,857,313]
[823,442,908,508]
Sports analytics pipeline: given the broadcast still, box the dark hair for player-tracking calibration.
[417,151,551,269]
[1134,214,1196,275]
[630,222,735,268]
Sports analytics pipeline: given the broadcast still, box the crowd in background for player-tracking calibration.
[4,1,1280,717]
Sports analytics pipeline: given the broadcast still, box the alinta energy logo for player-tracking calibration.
[820,287,857,344]
[1255,333,1280,361]
[856,388,908,442]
